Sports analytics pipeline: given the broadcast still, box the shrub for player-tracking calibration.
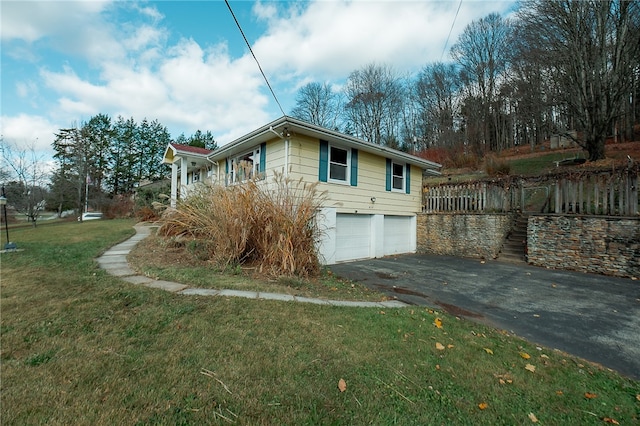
[103,195,135,219]
[484,155,511,176]
[158,173,327,278]
[134,183,171,221]
[448,148,481,169]
[416,146,449,165]
[136,206,158,222]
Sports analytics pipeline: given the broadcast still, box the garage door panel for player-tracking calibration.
[336,214,371,262]
[384,216,412,256]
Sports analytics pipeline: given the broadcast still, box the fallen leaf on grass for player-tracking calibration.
[496,374,513,385]
[484,348,494,355]
[525,364,536,373]
[556,390,564,396]
[584,392,597,399]
[528,412,538,423]
[338,378,347,392]
[447,344,454,349]
[520,352,531,359]
[636,394,640,401]
[435,342,445,351]
[434,318,443,328]
[478,402,488,410]
[602,417,620,424]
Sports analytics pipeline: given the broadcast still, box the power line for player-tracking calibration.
[441,0,463,62]
[225,0,286,116]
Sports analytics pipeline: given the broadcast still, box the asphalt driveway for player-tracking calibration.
[329,254,640,381]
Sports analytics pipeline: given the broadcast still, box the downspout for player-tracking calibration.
[206,157,218,184]
[284,138,289,177]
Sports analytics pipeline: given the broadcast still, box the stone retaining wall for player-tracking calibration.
[417,213,512,259]
[527,215,640,278]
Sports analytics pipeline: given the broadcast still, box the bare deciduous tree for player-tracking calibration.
[415,62,462,149]
[344,63,405,146]
[518,0,640,161]
[451,12,513,154]
[0,141,49,226]
[290,82,342,130]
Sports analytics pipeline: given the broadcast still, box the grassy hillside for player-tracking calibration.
[424,141,640,184]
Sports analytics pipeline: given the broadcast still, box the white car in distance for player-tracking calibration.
[78,212,103,221]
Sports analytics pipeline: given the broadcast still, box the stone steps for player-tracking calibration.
[498,214,528,262]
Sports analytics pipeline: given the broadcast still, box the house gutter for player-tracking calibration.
[206,157,219,182]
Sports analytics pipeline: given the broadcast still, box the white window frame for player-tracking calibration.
[328,145,350,184]
[228,146,261,184]
[391,161,405,192]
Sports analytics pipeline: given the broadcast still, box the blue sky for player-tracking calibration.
[1,0,515,167]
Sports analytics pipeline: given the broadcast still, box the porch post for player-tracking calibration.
[180,157,188,199]
[171,162,178,208]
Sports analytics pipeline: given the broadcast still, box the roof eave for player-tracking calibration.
[163,143,211,165]
[208,116,442,172]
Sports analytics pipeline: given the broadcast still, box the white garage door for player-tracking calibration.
[383,216,413,256]
[336,214,371,262]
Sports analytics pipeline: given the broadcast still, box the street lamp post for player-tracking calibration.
[0,186,17,251]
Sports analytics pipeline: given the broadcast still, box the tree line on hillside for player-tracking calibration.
[290,0,640,162]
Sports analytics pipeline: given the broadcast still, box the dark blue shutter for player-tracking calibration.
[319,140,328,182]
[225,158,229,186]
[260,142,266,174]
[350,149,358,186]
[405,164,411,194]
[385,159,391,191]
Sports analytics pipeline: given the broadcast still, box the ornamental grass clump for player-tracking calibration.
[158,173,326,277]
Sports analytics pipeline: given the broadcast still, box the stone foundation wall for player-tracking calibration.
[417,213,512,259]
[527,215,640,278]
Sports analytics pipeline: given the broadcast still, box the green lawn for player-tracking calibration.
[424,151,587,184]
[507,152,584,176]
[1,220,638,425]
[127,233,386,302]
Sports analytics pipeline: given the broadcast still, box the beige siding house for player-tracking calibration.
[162,116,441,264]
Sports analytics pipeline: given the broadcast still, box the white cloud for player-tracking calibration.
[38,35,271,144]
[0,114,59,153]
[133,3,164,22]
[0,1,162,67]
[121,24,166,53]
[1,1,114,49]
[252,1,514,80]
[252,1,279,20]
[16,80,39,102]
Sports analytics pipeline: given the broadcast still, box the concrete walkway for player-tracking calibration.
[96,224,407,309]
